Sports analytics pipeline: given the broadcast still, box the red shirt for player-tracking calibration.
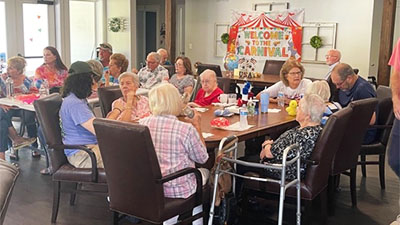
[194,87,224,106]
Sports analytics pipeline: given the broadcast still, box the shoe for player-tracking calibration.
[13,137,37,150]
[32,150,41,158]
[40,167,51,175]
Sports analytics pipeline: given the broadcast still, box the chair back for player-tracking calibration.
[162,65,175,78]
[94,118,165,220]
[33,94,67,172]
[98,86,123,117]
[376,86,394,144]
[262,60,285,75]
[217,77,231,93]
[0,160,19,225]
[301,107,352,198]
[331,98,378,175]
[189,78,201,102]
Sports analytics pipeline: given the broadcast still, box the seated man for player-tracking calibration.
[330,63,377,144]
[188,69,223,107]
[138,52,169,89]
[157,48,172,65]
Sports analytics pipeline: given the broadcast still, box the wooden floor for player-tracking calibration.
[3,148,400,225]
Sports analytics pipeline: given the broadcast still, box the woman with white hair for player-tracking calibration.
[305,80,342,125]
[107,72,150,122]
[139,83,208,224]
[259,94,325,180]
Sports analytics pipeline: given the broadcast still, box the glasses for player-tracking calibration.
[146,60,157,65]
[175,63,183,67]
[288,71,302,76]
[334,78,347,87]
[325,55,337,59]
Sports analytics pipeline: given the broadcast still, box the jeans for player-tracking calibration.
[388,119,400,178]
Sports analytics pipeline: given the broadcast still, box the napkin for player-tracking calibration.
[267,108,281,113]
[202,132,214,138]
[194,107,208,112]
[215,122,254,131]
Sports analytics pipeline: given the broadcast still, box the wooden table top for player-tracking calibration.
[196,104,298,148]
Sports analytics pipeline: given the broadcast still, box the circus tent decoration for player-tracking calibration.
[227,9,304,73]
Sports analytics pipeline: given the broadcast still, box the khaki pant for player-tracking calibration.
[67,144,104,168]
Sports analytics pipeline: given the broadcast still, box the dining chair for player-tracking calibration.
[262,60,285,75]
[94,118,210,225]
[98,86,123,118]
[242,107,352,224]
[0,160,19,225]
[358,86,394,189]
[162,64,175,78]
[329,98,378,211]
[33,93,107,223]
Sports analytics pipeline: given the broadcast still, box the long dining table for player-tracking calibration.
[192,104,298,168]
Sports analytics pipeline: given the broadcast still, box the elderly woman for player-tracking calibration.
[34,46,68,92]
[188,69,223,107]
[0,56,38,160]
[104,53,129,86]
[60,61,103,168]
[305,80,342,125]
[169,56,194,97]
[139,83,208,224]
[256,59,312,104]
[106,72,150,122]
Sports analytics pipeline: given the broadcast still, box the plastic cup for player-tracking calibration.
[218,94,228,104]
[260,92,269,113]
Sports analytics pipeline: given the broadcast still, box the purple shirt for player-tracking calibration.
[60,93,97,156]
[139,115,208,198]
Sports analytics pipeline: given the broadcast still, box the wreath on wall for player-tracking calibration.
[221,33,230,44]
[310,35,323,49]
[108,17,125,32]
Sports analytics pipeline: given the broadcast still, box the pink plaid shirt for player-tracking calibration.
[139,115,208,198]
[111,96,151,121]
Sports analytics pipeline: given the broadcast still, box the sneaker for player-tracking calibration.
[12,137,37,150]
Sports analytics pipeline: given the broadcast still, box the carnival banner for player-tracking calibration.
[225,9,304,74]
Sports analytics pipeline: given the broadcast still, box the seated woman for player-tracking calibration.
[256,59,312,104]
[169,56,194,98]
[0,56,38,160]
[104,53,129,87]
[106,72,150,122]
[305,80,342,125]
[258,94,325,180]
[60,61,103,168]
[139,83,209,224]
[34,46,68,93]
[187,69,223,107]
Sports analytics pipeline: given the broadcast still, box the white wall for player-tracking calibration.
[185,0,376,79]
[107,0,132,70]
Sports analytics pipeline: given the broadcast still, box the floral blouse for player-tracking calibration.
[263,125,322,181]
[169,74,194,95]
[34,64,68,88]
[111,96,151,121]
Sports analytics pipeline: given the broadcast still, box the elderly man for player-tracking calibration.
[138,52,169,89]
[331,63,377,144]
[97,43,113,69]
[157,48,172,65]
[188,69,223,107]
[325,49,341,102]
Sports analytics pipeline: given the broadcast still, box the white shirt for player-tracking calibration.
[325,61,340,80]
[261,79,312,99]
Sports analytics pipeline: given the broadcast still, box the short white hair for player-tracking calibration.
[299,94,325,123]
[118,72,139,88]
[200,69,217,82]
[305,80,331,102]
[148,83,182,116]
[147,52,161,63]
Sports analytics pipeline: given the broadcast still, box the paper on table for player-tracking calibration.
[214,122,254,131]
[194,107,208,112]
[202,132,214,138]
[212,102,236,107]
[268,108,281,113]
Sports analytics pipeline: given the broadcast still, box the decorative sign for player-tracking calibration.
[226,9,304,73]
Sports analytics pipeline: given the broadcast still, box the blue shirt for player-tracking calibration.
[0,74,33,97]
[60,93,97,156]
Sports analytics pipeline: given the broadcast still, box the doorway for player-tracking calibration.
[137,5,160,68]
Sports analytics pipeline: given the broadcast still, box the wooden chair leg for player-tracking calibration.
[51,181,61,223]
[379,154,386,189]
[327,175,336,216]
[350,168,357,207]
[360,154,367,177]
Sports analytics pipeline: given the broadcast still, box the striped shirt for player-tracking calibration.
[139,115,208,198]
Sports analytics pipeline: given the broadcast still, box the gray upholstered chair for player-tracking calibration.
[0,160,19,225]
